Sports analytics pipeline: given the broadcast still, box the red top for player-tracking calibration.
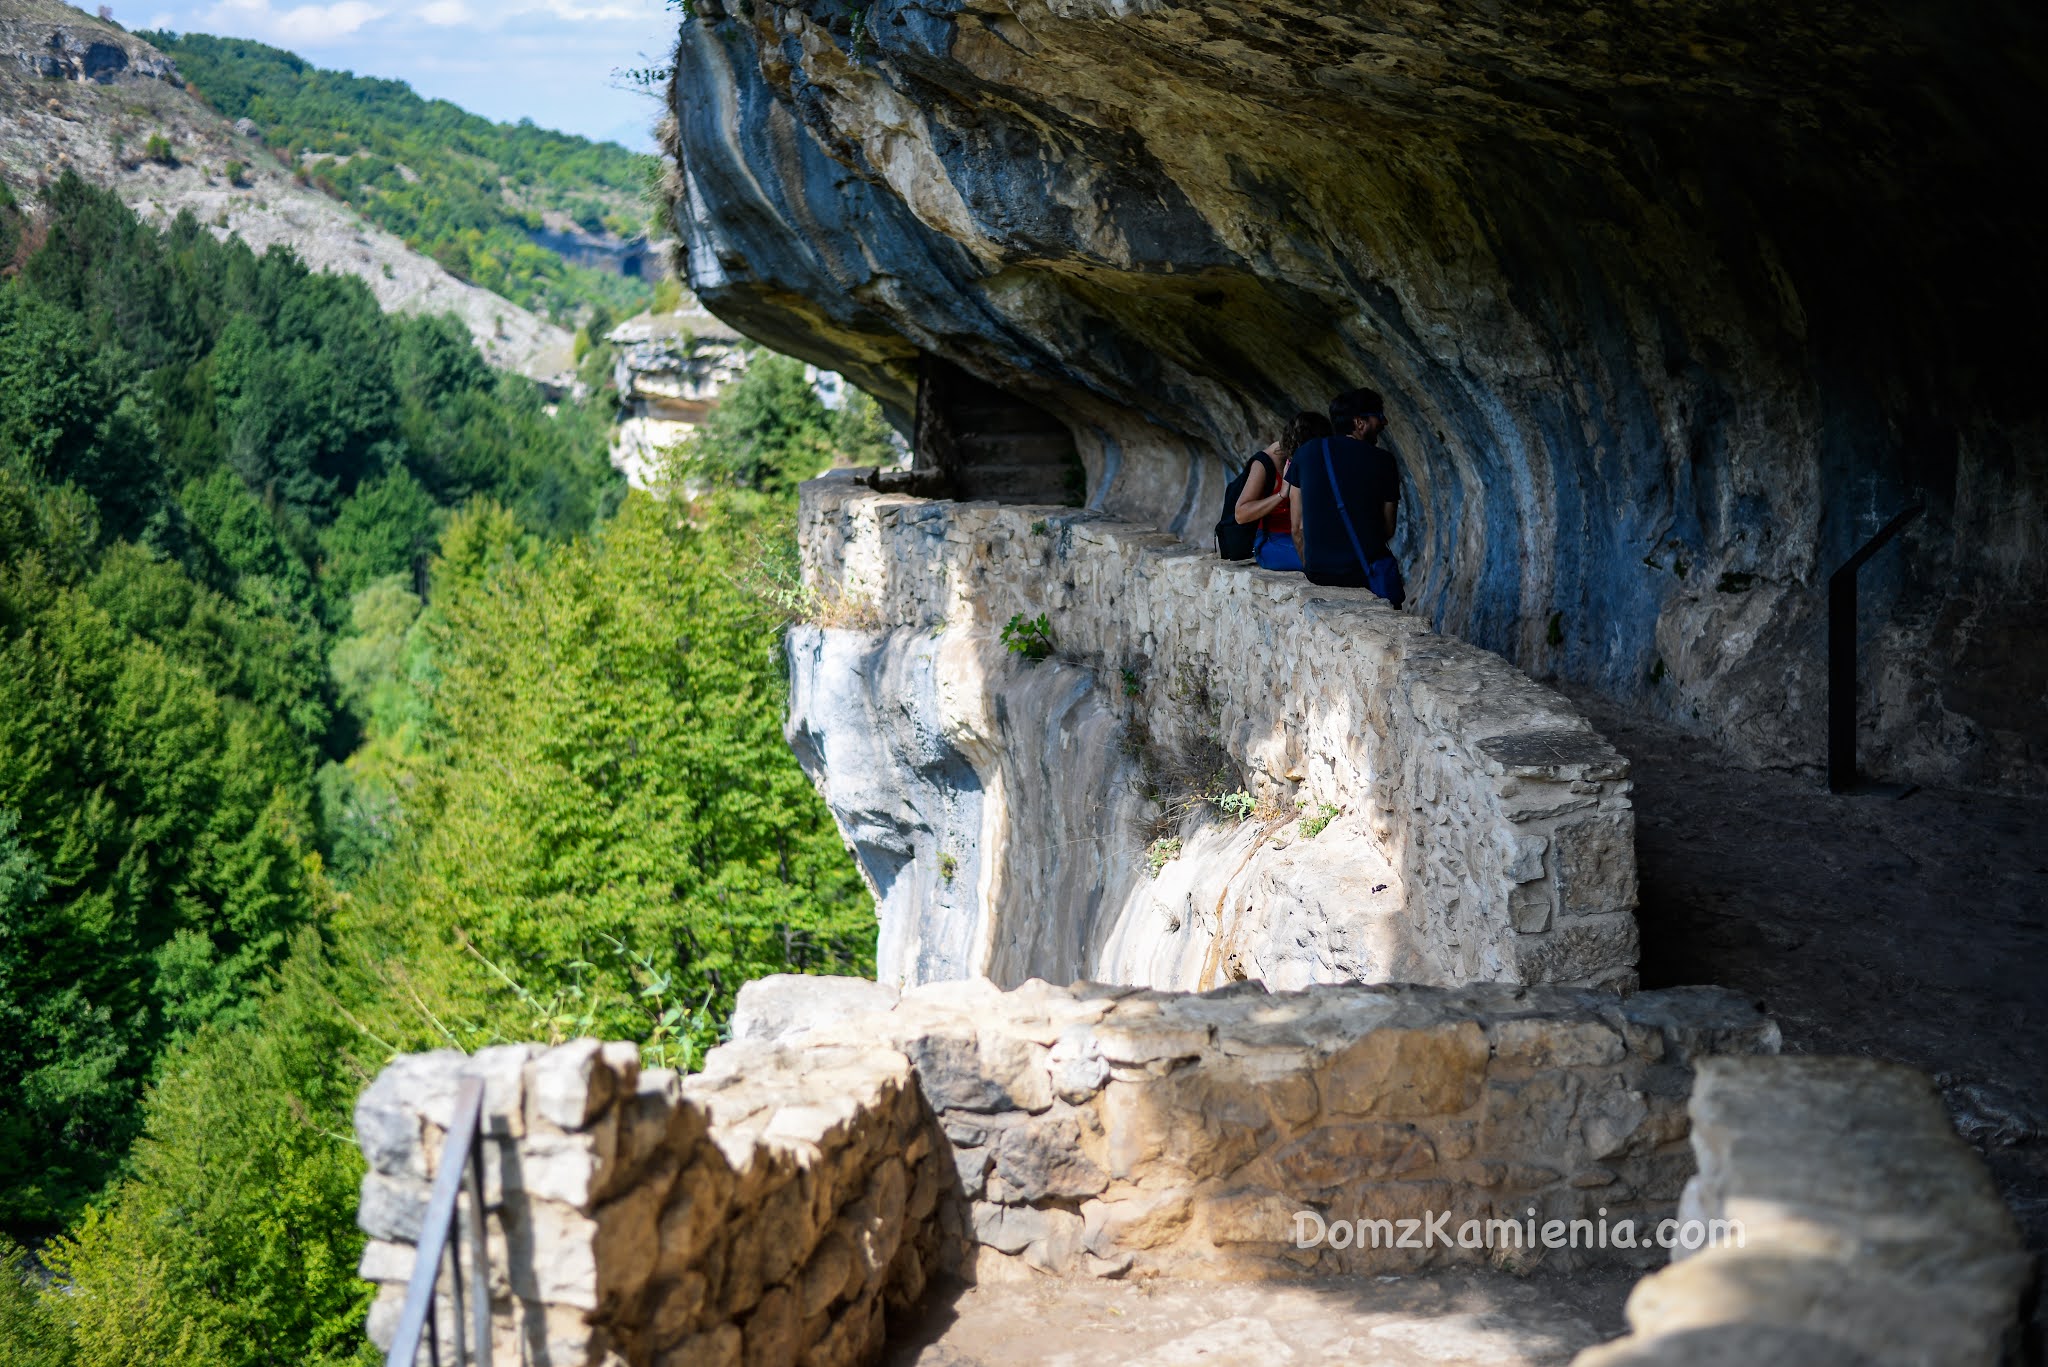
[1254,454,1293,535]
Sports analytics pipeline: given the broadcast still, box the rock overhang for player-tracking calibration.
[663,0,2048,791]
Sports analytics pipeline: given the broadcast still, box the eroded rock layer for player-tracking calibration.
[664,0,2048,790]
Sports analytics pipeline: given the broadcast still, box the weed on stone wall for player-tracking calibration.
[1001,612,1054,661]
[1300,802,1341,838]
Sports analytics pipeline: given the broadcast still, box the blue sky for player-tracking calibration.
[126,0,679,150]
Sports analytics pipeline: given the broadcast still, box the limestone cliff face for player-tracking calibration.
[664,0,2047,791]
[786,478,1641,995]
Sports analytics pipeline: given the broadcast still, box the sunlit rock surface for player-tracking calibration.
[664,0,2048,790]
[785,478,1640,993]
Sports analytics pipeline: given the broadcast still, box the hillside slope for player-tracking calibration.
[148,30,659,324]
[0,0,571,378]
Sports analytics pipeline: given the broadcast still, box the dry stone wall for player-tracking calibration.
[792,474,1639,994]
[354,1035,945,1367]
[738,975,1780,1285]
[356,975,1783,1364]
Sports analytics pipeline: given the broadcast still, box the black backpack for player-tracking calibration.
[1215,452,1272,561]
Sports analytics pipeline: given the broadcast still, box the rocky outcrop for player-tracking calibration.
[0,0,571,379]
[790,477,1639,993]
[663,0,2048,791]
[605,310,749,487]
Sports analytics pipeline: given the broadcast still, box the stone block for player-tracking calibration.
[660,1159,734,1272]
[1047,1026,1111,1102]
[904,1030,1051,1113]
[1580,1088,1650,1160]
[1320,1022,1489,1118]
[1197,1185,1300,1246]
[1491,1017,1626,1069]
[657,1324,741,1367]
[356,1237,414,1285]
[1618,989,1782,1065]
[357,1170,430,1243]
[465,1043,538,1139]
[1081,1188,1193,1254]
[1100,1065,1274,1180]
[648,1271,709,1348]
[592,1171,667,1308]
[1553,813,1636,915]
[1260,1122,1436,1195]
[730,974,901,1045]
[503,1196,600,1309]
[527,1039,614,1132]
[970,1200,1049,1254]
[519,1128,603,1207]
[839,1157,908,1292]
[741,1285,799,1367]
[1021,1207,1085,1275]
[1514,914,1641,987]
[795,1231,856,1318]
[991,1113,1109,1201]
[354,1049,464,1177]
[1509,880,1555,933]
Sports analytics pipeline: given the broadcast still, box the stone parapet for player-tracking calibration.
[357,976,1782,1364]
[741,974,1780,1285]
[1574,1056,2035,1367]
[796,475,1638,991]
[354,1034,943,1367]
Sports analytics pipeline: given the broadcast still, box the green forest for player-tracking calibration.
[140,30,659,323]
[0,175,883,1364]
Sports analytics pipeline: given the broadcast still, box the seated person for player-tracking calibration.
[1286,387,1405,606]
[1233,411,1330,572]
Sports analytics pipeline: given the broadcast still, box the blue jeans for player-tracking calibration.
[1253,529,1302,572]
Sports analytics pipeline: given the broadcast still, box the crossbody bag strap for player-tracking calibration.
[1321,438,1373,569]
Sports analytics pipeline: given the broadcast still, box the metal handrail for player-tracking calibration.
[1827,503,1923,792]
[387,1076,492,1367]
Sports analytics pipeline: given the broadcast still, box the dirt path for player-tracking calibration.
[884,1267,1636,1367]
[1569,693,2048,1265]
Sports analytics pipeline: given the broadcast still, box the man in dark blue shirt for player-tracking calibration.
[1286,387,1404,605]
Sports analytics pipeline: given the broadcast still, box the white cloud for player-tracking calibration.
[417,0,473,22]
[196,0,386,45]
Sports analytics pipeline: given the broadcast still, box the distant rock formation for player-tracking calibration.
[605,309,748,488]
[0,0,571,380]
[661,0,2048,792]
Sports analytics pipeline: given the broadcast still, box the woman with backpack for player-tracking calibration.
[1232,411,1330,572]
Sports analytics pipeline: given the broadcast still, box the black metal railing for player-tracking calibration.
[1827,503,1922,792]
[387,1076,492,1367]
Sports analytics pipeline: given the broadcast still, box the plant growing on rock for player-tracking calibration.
[143,131,176,164]
[1121,666,1141,697]
[1300,802,1341,839]
[1146,837,1182,877]
[1215,788,1256,821]
[938,852,957,882]
[1001,612,1054,662]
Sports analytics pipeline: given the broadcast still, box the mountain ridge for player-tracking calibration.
[0,0,573,379]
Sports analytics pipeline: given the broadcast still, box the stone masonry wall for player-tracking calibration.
[735,975,1781,1285]
[354,1033,945,1367]
[357,975,1782,1364]
[794,473,1639,992]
